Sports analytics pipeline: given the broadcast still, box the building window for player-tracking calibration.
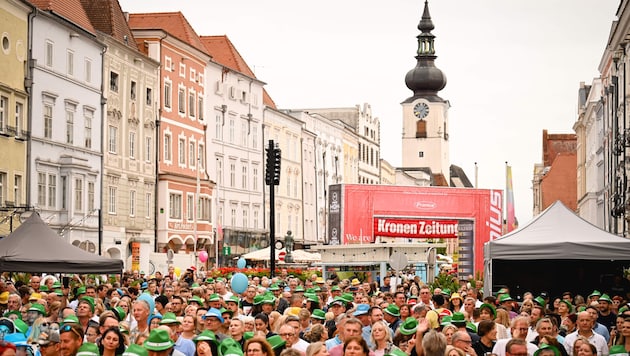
[242,165,247,189]
[252,167,258,191]
[74,178,83,211]
[198,144,205,169]
[13,175,21,206]
[215,114,222,140]
[129,131,136,159]
[130,190,136,217]
[187,194,194,220]
[241,122,247,146]
[67,50,74,76]
[178,138,186,166]
[229,119,234,143]
[15,102,23,135]
[199,196,211,221]
[84,109,93,149]
[0,172,6,205]
[216,159,223,185]
[242,208,248,228]
[252,125,258,148]
[287,175,291,196]
[230,161,235,187]
[189,91,195,117]
[198,97,204,120]
[145,137,152,162]
[0,96,7,130]
[164,81,172,108]
[145,193,152,218]
[189,142,196,168]
[85,58,91,83]
[61,176,67,210]
[146,87,152,106]
[178,88,185,114]
[44,104,53,139]
[253,209,259,229]
[48,174,56,208]
[88,182,94,212]
[110,71,119,92]
[65,103,75,144]
[130,81,137,100]
[164,133,172,161]
[179,63,185,77]
[169,193,182,219]
[231,207,236,227]
[418,151,424,158]
[37,173,46,206]
[108,186,117,214]
[46,41,53,67]
[108,126,118,153]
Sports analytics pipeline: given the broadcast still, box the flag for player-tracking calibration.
[217,222,223,241]
[506,164,516,233]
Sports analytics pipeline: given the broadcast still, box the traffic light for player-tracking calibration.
[266,145,274,185]
[272,147,281,185]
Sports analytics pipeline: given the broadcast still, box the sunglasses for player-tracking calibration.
[60,324,82,339]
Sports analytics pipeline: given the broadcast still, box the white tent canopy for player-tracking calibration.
[240,247,321,263]
[484,201,630,296]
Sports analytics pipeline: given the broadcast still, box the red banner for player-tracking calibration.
[373,218,459,238]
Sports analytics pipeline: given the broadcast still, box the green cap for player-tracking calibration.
[77,343,100,356]
[400,317,418,335]
[599,294,613,303]
[123,344,148,356]
[479,303,497,318]
[193,330,217,345]
[384,304,400,317]
[159,312,180,325]
[208,294,221,302]
[534,344,560,356]
[266,335,286,350]
[144,329,175,351]
[311,309,326,320]
[189,296,205,306]
[13,319,28,334]
[253,294,265,305]
[62,315,79,324]
[28,303,46,316]
[80,296,95,313]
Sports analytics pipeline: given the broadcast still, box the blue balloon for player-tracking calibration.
[231,272,248,294]
[237,257,246,269]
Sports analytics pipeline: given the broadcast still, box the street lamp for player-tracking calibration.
[285,230,294,263]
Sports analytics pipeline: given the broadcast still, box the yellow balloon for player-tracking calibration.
[174,267,181,277]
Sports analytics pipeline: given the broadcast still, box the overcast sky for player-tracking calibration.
[119,0,619,224]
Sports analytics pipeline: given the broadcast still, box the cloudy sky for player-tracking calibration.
[119,0,619,224]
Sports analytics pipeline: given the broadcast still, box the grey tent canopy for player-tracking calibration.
[0,212,123,274]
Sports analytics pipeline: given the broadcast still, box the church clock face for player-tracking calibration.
[413,102,430,119]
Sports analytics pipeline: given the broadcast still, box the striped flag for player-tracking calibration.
[506,164,516,233]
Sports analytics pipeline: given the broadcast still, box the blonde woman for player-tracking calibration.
[370,320,400,356]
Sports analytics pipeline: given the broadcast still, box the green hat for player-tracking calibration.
[311,309,326,320]
[206,278,215,284]
[341,293,354,303]
[313,286,321,292]
[306,288,316,294]
[208,294,221,302]
[191,283,200,288]
[599,294,613,303]
[609,345,628,356]
[498,294,513,303]
[295,285,304,292]
[440,315,453,327]
[534,296,546,308]
[534,344,560,356]
[112,306,126,322]
[559,300,573,313]
[144,329,175,351]
[189,296,205,306]
[384,304,400,317]
[619,306,629,314]
[305,293,319,303]
[219,338,243,356]
[262,295,276,305]
[76,286,87,295]
[226,295,240,305]
[4,310,21,320]
[450,312,466,325]
[253,294,265,305]
[497,288,508,295]
[62,315,79,324]
[80,296,95,313]
[54,289,64,297]
[220,307,233,316]
[331,286,341,292]
[589,290,602,297]
[386,349,409,356]
[480,303,497,318]
[123,344,149,356]
[77,343,100,356]
[266,335,286,350]
[39,285,49,292]
[194,330,217,345]
[442,288,451,296]
[28,303,46,316]
[466,321,477,333]
[159,312,180,325]
[400,317,418,335]
[577,306,587,313]
[13,319,27,334]
[52,281,62,289]
[268,284,280,291]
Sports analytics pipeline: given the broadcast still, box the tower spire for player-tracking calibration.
[404,0,447,103]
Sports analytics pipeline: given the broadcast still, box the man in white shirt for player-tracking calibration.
[563,311,608,356]
[492,316,538,356]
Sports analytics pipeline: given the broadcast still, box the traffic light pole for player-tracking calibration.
[266,140,281,278]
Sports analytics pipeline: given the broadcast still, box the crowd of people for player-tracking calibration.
[0,268,627,356]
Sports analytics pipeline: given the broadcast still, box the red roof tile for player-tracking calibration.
[200,35,276,109]
[80,0,138,50]
[29,0,95,34]
[127,12,208,55]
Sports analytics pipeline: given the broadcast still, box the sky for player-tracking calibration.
[118,0,620,224]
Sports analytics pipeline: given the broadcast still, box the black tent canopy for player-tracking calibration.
[0,212,123,274]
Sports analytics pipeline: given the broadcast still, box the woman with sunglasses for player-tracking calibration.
[98,326,126,356]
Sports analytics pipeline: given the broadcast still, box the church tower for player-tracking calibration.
[401,1,450,185]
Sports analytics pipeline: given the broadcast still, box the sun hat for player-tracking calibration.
[13,319,27,335]
[440,315,453,327]
[208,294,221,302]
[203,308,224,323]
[253,295,265,305]
[311,309,326,320]
[353,304,370,317]
[384,304,400,317]
[189,296,205,306]
[262,294,276,305]
[479,303,497,318]
[450,292,463,301]
[0,292,9,305]
[28,293,42,301]
[399,317,418,335]
[144,329,175,351]
[305,293,319,303]
[266,334,286,350]
[28,303,46,316]
[122,344,148,356]
[498,294,514,303]
[599,294,613,303]
[534,344,560,356]
[76,343,100,356]
[351,278,361,286]
[341,293,354,304]
[226,295,240,305]
[316,277,325,284]
[534,296,546,308]
[331,286,341,292]
[159,312,180,325]
[62,315,79,324]
[218,338,242,356]
[76,286,87,295]
[220,307,233,317]
[285,307,301,317]
[193,330,217,345]
[588,290,602,298]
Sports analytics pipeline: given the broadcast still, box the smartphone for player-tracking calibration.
[62,276,70,288]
